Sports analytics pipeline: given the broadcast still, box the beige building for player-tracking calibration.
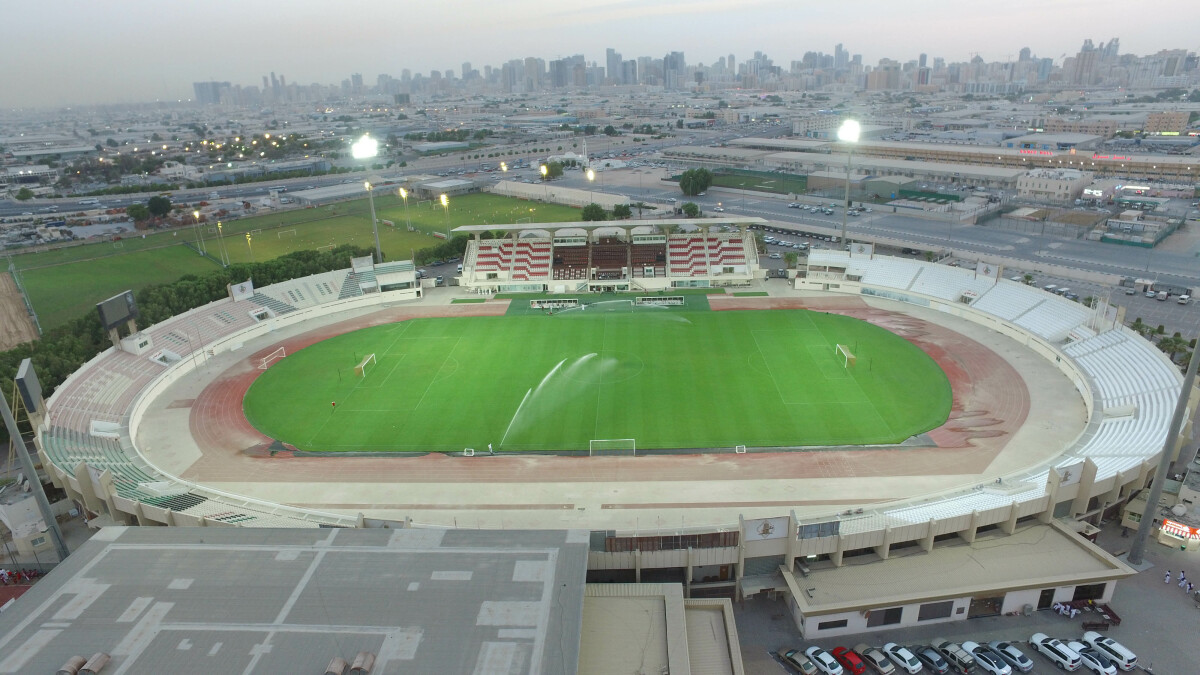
[1040,118,1119,138]
[1144,111,1189,135]
[1017,168,1094,202]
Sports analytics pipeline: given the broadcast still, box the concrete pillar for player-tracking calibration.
[831,535,845,567]
[959,511,980,544]
[685,547,694,598]
[1070,459,1099,517]
[874,526,893,560]
[1001,501,1020,534]
[921,518,937,552]
[786,511,799,570]
[634,549,642,583]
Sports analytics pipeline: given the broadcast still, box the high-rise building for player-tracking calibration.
[606,48,622,84]
[192,81,229,105]
[834,44,848,70]
[1019,47,1032,62]
[664,51,686,89]
[622,60,638,85]
[918,53,927,69]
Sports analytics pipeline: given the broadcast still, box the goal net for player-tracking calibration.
[277,228,297,239]
[834,344,856,368]
[355,353,377,377]
[589,438,636,457]
[258,346,286,370]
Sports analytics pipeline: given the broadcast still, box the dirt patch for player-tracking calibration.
[0,272,38,350]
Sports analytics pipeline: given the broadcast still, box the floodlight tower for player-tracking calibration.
[837,119,861,247]
[352,134,383,263]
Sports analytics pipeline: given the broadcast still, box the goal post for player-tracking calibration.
[589,438,636,457]
[258,346,286,370]
[277,228,297,238]
[355,353,377,377]
[835,343,856,368]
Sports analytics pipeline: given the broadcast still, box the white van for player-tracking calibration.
[1043,284,1057,293]
[1179,294,1191,305]
[1156,291,1168,301]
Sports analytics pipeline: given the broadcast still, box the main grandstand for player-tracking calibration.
[29,220,1183,631]
[453,217,764,293]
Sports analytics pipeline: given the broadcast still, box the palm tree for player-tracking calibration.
[632,201,647,218]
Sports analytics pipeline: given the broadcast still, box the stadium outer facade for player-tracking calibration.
[31,228,1186,639]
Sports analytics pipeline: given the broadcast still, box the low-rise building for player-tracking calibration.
[1017,168,1094,203]
[1144,111,1189,135]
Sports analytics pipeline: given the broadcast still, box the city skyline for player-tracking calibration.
[2,0,1198,107]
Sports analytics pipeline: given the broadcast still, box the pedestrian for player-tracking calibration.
[1165,570,1172,584]
[1181,576,1189,589]
[1188,582,1194,595]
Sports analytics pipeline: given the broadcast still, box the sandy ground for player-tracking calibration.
[0,272,38,350]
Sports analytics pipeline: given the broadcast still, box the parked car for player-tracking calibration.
[853,644,897,675]
[962,642,1011,675]
[911,646,949,674]
[832,647,868,675]
[1029,633,1081,671]
[881,643,923,674]
[985,641,1033,673]
[1081,632,1136,671]
[930,639,974,675]
[783,648,820,675]
[806,647,845,675]
[1066,642,1116,675]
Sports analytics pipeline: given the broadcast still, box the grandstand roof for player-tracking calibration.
[452,217,767,233]
[0,526,588,675]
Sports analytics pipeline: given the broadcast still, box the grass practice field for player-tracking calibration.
[243,304,951,452]
[16,193,584,328]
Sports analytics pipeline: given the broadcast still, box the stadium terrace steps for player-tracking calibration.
[251,292,298,316]
[667,235,747,277]
[825,257,1182,535]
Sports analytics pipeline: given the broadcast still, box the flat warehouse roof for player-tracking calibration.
[0,527,588,675]
[785,522,1134,615]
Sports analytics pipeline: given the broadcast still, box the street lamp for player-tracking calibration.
[364,181,383,264]
[216,221,229,266]
[837,119,861,247]
[540,164,549,201]
[398,187,411,233]
[440,193,450,239]
[586,168,596,205]
[540,164,548,180]
[192,210,206,255]
[352,134,383,264]
[245,232,254,262]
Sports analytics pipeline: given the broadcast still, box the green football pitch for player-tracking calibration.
[243,306,951,452]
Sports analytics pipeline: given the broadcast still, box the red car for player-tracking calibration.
[832,647,868,675]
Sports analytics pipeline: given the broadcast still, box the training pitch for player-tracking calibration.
[243,302,951,452]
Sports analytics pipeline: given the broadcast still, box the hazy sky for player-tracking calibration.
[2,0,1196,108]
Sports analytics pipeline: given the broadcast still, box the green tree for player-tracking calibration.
[675,119,684,129]
[632,201,647,218]
[543,161,564,180]
[105,138,118,148]
[126,203,151,221]
[681,202,700,217]
[678,168,713,196]
[603,125,618,136]
[581,203,608,221]
[147,195,172,217]
[14,187,34,201]
[784,252,799,267]
[612,204,632,219]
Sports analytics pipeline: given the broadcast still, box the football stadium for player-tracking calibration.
[24,217,1183,643]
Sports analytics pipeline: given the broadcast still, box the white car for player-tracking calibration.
[962,642,1011,675]
[881,643,923,674]
[1067,642,1116,675]
[1081,633,1136,671]
[805,646,845,675]
[1029,633,1081,671]
[986,641,1033,673]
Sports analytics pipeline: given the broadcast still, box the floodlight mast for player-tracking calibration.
[1,392,69,561]
[837,119,861,248]
[353,134,383,264]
